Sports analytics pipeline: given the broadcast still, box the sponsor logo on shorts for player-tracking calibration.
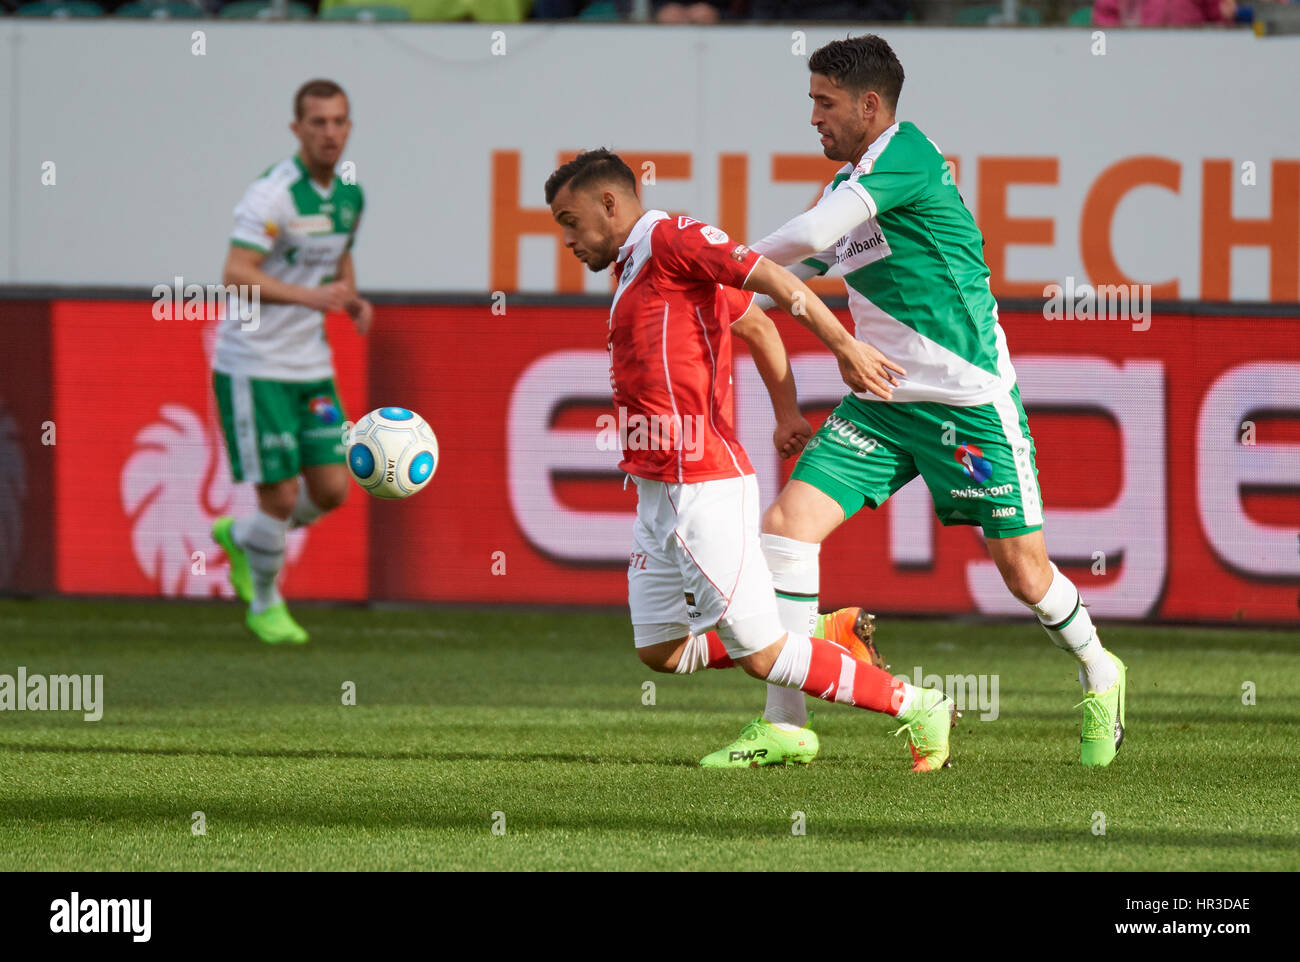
[309,395,340,424]
[260,431,298,451]
[991,506,1018,518]
[954,441,993,483]
[684,592,696,606]
[950,483,1014,499]
[821,414,878,457]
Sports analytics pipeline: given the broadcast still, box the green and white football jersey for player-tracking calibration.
[214,155,364,381]
[807,122,1014,406]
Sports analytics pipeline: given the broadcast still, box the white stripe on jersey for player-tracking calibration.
[660,302,683,483]
[693,306,743,477]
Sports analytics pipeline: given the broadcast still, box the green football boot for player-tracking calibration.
[892,687,958,773]
[246,603,309,645]
[1076,651,1126,767]
[700,715,820,768]
[211,516,253,604]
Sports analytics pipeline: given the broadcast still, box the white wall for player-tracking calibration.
[2,22,1297,297]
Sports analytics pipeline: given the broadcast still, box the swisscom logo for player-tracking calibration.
[955,442,992,483]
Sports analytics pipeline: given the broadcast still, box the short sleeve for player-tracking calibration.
[230,179,283,254]
[656,219,762,290]
[719,285,755,323]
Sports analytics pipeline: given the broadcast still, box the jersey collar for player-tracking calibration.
[616,209,669,268]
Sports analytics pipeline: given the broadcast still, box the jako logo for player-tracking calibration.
[50,892,151,942]
[954,441,992,483]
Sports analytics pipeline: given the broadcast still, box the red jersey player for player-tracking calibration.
[545,149,957,772]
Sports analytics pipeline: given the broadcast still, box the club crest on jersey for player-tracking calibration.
[954,441,993,483]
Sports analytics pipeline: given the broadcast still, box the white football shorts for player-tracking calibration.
[627,473,782,658]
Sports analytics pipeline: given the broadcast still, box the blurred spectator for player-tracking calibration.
[1092,0,1233,24]
[748,0,908,19]
[654,0,730,21]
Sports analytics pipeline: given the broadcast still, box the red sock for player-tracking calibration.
[800,636,903,714]
[704,631,734,669]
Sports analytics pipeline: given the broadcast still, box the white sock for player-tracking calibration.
[233,509,288,614]
[764,633,812,689]
[1029,562,1117,693]
[760,533,819,729]
[289,483,325,530]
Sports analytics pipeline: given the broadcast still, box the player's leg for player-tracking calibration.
[719,395,915,748]
[296,463,349,527]
[916,388,1125,766]
[210,371,309,644]
[986,530,1125,767]
[679,474,955,772]
[293,378,350,528]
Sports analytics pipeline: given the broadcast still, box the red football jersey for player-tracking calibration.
[608,210,762,483]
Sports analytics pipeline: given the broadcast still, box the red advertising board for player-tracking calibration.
[34,298,1300,623]
[51,300,370,601]
[367,303,1300,623]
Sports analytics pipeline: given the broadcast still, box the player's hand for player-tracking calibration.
[306,280,352,314]
[774,415,813,460]
[835,340,906,401]
[347,297,374,335]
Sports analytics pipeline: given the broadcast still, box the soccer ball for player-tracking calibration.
[346,407,439,499]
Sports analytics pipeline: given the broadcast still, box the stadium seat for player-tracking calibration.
[114,0,204,16]
[15,0,104,15]
[1067,5,1092,23]
[953,3,1043,24]
[319,3,412,17]
[219,0,313,18]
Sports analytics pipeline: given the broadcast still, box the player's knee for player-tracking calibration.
[1003,562,1051,605]
[636,641,677,673]
[312,482,348,513]
[259,481,298,519]
[736,648,777,680]
[761,501,790,537]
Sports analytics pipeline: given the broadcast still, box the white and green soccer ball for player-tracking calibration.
[346,407,439,499]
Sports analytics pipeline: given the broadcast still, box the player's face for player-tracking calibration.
[809,73,868,163]
[550,184,619,272]
[292,94,351,170]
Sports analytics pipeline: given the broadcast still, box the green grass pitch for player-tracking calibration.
[1,598,1297,871]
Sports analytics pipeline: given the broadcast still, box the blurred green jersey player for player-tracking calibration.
[210,78,374,646]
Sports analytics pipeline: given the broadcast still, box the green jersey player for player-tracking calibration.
[705,35,1126,769]
[210,79,373,645]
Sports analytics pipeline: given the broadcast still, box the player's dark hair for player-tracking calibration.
[808,35,904,111]
[544,149,637,205]
[294,79,348,120]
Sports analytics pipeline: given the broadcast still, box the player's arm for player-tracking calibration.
[730,299,811,460]
[334,250,374,335]
[749,185,871,269]
[742,255,905,401]
[222,245,349,313]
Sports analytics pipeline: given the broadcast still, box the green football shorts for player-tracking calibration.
[790,387,1044,538]
[212,371,347,484]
